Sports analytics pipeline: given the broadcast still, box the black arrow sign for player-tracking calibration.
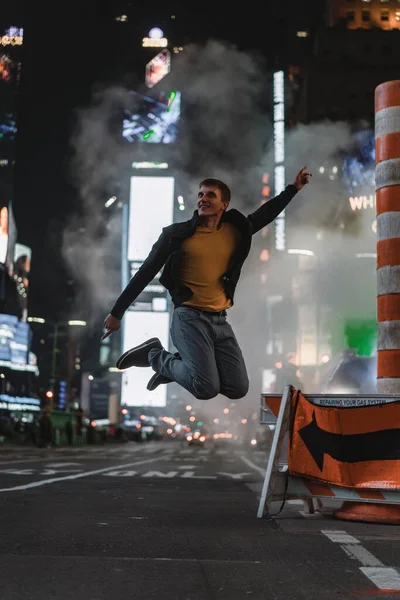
[298,412,400,471]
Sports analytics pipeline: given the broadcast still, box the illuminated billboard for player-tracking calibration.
[127,176,174,311]
[142,27,168,48]
[341,129,376,239]
[145,49,171,88]
[120,175,174,405]
[342,129,375,196]
[0,202,16,272]
[128,176,174,261]
[0,27,23,47]
[273,70,286,251]
[0,26,23,218]
[122,90,181,144]
[0,313,36,372]
[121,311,170,407]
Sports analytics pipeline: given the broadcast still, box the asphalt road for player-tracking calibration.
[0,440,399,600]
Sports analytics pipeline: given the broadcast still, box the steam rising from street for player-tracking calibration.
[66,40,377,420]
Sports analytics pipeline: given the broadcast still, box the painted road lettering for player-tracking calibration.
[100,470,250,480]
[218,472,252,480]
[181,471,217,480]
[142,471,178,478]
[103,470,138,477]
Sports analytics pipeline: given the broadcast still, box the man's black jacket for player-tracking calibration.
[110,184,298,319]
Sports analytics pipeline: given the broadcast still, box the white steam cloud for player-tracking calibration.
[66,40,376,420]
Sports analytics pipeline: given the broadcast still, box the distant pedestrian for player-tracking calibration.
[38,411,53,448]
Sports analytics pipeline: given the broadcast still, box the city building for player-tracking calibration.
[0,17,42,436]
[327,0,400,30]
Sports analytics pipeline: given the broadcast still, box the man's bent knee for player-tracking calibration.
[224,379,249,400]
[191,378,219,400]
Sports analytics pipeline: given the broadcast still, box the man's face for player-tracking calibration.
[197,185,229,219]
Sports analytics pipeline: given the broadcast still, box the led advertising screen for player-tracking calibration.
[127,176,174,311]
[0,313,35,371]
[145,49,171,88]
[14,242,31,288]
[342,129,375,196]
[121,310,170,408]
[122,90,181,144]
[341,129,376,241]
[128,176,174,261]
[0,394,40,412]
[0,204,9,264]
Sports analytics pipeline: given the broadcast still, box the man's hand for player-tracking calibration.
[292,166,312,191]
[101,313,121,340]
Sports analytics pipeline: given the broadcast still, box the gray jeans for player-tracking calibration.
[148,306,249,400]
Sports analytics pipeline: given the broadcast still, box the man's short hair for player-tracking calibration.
[199,178,231,204]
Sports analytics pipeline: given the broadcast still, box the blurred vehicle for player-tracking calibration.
[185,429,207,446]
[118,419,145,442]
[321,352,377,394]
[141,416,164,441]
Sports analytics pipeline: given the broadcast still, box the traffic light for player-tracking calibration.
[45,390,54,399]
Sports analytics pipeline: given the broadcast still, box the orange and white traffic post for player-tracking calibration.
[332,80,400,523]
[376,80,400,393]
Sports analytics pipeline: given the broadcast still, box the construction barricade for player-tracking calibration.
[257,386,400,523]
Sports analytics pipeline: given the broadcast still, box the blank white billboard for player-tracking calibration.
[128,176,174,261]
[121,311,170,407]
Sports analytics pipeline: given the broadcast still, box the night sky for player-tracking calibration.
[5,0,324,322]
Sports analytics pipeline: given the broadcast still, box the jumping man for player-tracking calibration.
[102,166,312,400]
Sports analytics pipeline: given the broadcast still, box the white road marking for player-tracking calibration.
[0,469,35,475]
[218,472,251,480]
[239,455,265,476]
[40,469,82,475]
[142,471,178,478]
[340,544,383,567]
[322,529,400,591]
[0,457,55,466]
[103,470,138,477]
[0,456,162,493]
[321,530,361,544]
[46,462,82,467]
[180,471,216,480]
[360,567,400,590]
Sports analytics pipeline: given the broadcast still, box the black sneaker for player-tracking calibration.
[147,372,172,391]
[116,337,163,370]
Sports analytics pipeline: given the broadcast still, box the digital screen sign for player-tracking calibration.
[122,90,181,144]
[145,49,171,88]
[342,129,375,196]
[127,176,174,311]
[0,314,35,371]
[0,27,23,213]
[121,311,170,408]
[341,129,376,239]
[0,394,40,412]
[0,203,17,271]
[128,176,174,261]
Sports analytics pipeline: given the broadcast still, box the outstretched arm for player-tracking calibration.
[101,230,170,339]
[247,166,312,234]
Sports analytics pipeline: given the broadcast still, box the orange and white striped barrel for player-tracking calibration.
[375,80,400,393]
